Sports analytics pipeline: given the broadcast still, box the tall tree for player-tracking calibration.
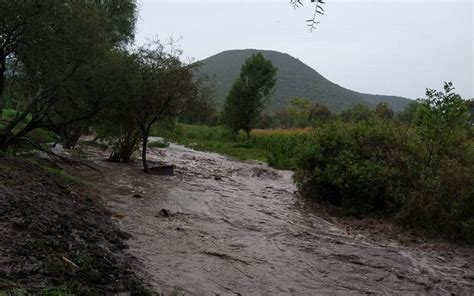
[223,53,277,138]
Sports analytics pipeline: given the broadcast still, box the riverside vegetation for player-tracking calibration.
[156,83,474,243]
[1,0,473,293]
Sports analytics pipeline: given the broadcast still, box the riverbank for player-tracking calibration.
[0,156,151,294]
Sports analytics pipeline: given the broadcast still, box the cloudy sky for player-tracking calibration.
[135,0,473,100]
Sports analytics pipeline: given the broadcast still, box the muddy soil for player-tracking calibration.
[69,142,473,295]
[0,156,151,294]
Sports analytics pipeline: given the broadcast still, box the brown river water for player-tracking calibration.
[60,142,473,295]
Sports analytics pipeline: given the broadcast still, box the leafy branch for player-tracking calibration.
[290,0,326,31]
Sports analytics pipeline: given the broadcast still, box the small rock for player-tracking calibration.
[214,176,222,181]
[132,193,142,199]
[157,208,170,217]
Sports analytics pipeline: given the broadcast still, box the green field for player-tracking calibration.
[151,123,314,166]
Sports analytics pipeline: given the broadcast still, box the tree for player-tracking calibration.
[287,97,311,127]
[340,104,373,122]
[179,73,217,125]
[465,98,474,126]
[0,1,137,150]
[374,102,394,120]
[132,42,200,173]
[397,101,422,125]
[308,103,332,123]
[88,50,142,162]
[223,53,277,138]
[416,82,470,168]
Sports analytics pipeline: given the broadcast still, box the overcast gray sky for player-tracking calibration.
[136,0,473,100]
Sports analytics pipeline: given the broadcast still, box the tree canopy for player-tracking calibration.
[223,53,277,137]
[0,0,137,149]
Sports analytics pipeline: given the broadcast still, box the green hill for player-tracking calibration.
[197,49,411,113]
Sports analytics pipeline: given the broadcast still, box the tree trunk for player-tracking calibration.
[62,125,83,149]
[0,51,6,115]
[141,131,150,174]
[0,130,13,151]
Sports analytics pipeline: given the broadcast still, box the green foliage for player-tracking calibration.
[415,82,470,167]
[339,104,374,122]
[466,98,474,125]
[223,52,277,136]
[197,49,410,113]
[155,124,268,162]
[94,50,142,162]
[40,287,74,296]
[374,102,394,120]
[271,100,333,128]
[1,109,18,119]
[42,167,85,185]
[164,124,236,142]
[294,83,474,242]
[149,140,170,148]
[170,288,185,296]
[294,119,412,215]
[286,97,311,128]
[28,129,57,144]
[308,103,333,124]
[0,1,137,150]
[397,101,422,124]
[250,132,314,169]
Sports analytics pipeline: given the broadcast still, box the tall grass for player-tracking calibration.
[155,124,315,167]
[249,129,314,169]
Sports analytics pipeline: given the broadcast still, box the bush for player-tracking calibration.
[397,157,474,241]
[293,119,414,216]
[294,83,474,242]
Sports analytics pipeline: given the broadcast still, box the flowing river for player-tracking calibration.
[67,142,473,295]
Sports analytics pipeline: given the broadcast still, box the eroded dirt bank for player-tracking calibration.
[0,156,151,294]
[70,142,473,295]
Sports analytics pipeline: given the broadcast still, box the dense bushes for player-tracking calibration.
[294,119,415,216]
[294,83,474,242]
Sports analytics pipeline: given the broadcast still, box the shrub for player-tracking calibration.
[294,83,474,243]
[293,119,414,216]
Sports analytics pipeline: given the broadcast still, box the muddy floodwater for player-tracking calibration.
[67,142,473,295]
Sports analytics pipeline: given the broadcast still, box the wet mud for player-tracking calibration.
[0,156,150,294]
[70,142,473,295]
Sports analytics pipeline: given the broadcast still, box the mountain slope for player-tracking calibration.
[198,49,411,113]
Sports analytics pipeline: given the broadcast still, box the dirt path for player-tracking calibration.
[69,142,473,295]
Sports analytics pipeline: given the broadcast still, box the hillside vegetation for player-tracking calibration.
[198,49,411,113]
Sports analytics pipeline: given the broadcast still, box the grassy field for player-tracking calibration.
[150,123,311,166]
